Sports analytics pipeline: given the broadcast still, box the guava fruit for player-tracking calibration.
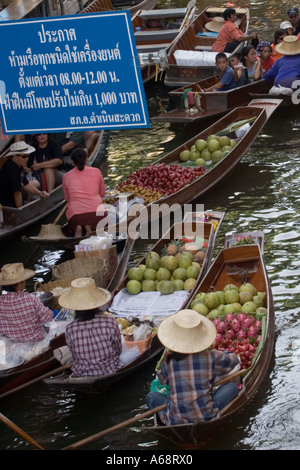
[159,280,174,295]
[128,267,144,281]
[126,280,142,295]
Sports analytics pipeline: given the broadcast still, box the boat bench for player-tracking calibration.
[174,50,230,67]
[195,45,213,51]
[138,8,188,19]
[135,29,180,42]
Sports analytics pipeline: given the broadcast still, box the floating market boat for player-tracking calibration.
[164,6,250,88]
[224,230,265,250]
[80,0,158,17]
[144,239,275,448]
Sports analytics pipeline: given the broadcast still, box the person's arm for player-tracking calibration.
[254,57,263,80]
[23,182,49,198]
[30,158,62,171]
[98,172,106,198]
[238,32,257,42]
[13,190,23,208]
[204,81,223,92]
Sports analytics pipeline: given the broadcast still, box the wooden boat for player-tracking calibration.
[80,0,158,17]
[43,214,223,391]
[144,240,275,448]
[164,6,250,88]
[0,131,106,242]
[249,92,298,108]
[152,77,272,124]
[224,230,265,250]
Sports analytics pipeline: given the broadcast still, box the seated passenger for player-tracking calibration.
[280,20,295,35]
[229,52,248,86]
[52,131,86,160]
[58,278,138,377]
[27,133,64,193]
[145,309,240,424]
[0,263,53,343]
[0,141,49,208]
[264,35,300,89]
[200,53,237,92]
[256,41,275,73]
[241,45,263,82]
[271,29,288,61]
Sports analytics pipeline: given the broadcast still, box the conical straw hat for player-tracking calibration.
[205,16,224,32]
[30,224,67,240]
[0,263,35,285]
[58,277,111,310]
[157,309,217,354]
[275,35,300,55]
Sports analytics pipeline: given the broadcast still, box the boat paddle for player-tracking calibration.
[61,404,166,450]
[53,202,68,225]
[0,412,45,450]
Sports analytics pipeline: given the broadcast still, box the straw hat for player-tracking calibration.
[6,141,35,157]
[157,309,217,354]
[205,16,224,32]
[275,35,300,55]
[30,224,67,240]
[0,263,35,285]
[58,277,111,310]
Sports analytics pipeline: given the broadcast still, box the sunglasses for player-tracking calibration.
[289,14,298,18]
[36,133,47,136]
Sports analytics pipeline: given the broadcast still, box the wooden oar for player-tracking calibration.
[53,202,68,225]
[0,412,45,450]
[61,404,166,450]
[214,367,248,387]
[0,362,73,400]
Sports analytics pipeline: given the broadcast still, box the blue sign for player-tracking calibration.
[0,11,150,134]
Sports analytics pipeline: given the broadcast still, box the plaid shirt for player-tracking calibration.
[158,350,240,424]
[65,314,123,377]
[0,291,53,342]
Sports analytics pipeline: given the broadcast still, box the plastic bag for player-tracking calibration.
[133,324,152,341]
[150,377,170,396]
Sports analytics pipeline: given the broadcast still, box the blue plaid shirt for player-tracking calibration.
[157,350,240,424]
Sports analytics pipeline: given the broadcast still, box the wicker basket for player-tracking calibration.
[34,278,74,310]
[52,257,108,288]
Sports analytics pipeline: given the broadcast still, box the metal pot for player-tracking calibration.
[31,291,53,307]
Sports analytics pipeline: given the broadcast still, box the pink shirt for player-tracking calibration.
[62,166,106,220]
[212,21,243,52]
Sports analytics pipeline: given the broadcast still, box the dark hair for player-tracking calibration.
[223,8,236,20]
[4,284,17,292]
[230,52,242,61]
[241,45,255,64]
[71,148,88,171]
[215,52,228,61]
[75,308,99,321]
[31,133,50,148]
[273,28,287,44]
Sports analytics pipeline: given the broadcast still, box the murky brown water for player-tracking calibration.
[0,0,300,452]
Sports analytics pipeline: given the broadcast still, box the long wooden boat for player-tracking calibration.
[42,214,223,391]
[80,0,158,17]
[144,240,275,448]
[224,230,265,250]
[152,77,272,124]
[0,131,106,242]
[249,92,298,108]
[164,6,250,88]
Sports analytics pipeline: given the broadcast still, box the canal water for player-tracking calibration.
[1,0,300,452]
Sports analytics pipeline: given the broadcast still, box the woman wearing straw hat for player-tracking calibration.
[212,8,258,53]
[145,310,240,424]
[264,35,300,89]
[59,278,138,377]
[0,263,53,342]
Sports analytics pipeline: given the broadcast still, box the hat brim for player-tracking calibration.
[0,269,35,285]
[157,312,217,354]
[58,287,111,310]
[6,145,35,157]
[205,20,223,32]
[275,42,300,55]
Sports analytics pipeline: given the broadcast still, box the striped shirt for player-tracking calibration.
[65,314,123,377]
[157,350,240,424]
[0,291,53,342]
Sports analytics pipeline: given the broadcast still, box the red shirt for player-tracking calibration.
[261,56,275,73]
[0,291,53,342]
[65,314,123,377]
[212,21,243,52]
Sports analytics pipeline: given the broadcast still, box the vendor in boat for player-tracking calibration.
[212,8,258,53]
[145,309,240,424]
[200,52,237,91]
[0,263,53,343]
[27,133,65,193]
[62,148,107,238]
[58,277,138,377]
[264,35,300,89]
[0,141,49,208]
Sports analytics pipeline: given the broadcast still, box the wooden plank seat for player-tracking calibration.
[135,29,181,42]
[138,8,187,19]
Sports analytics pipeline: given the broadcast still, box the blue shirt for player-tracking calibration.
[217,65,237,91]
[264,54,300,85]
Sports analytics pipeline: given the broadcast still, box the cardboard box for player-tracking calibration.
[74,245,117,282]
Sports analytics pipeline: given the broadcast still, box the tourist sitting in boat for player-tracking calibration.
[271,29,288,61]
[145,309,240,424]
[280,20,295,36]
[286,7,300,35]
[212,8,258,53]
[62,148,107,238]
[27,133,64,193]
[0,141,49,208]
[264,35,300,90]
[0,263,53,343]
[229,52,248,87]
[52,131,87,164]
[256,41,275,74]
[241,45,263,82]
[200,52,237,92]
[58,277,139,377]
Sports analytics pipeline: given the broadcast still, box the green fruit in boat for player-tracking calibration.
[178,254,193,269]
[207,139,220,153]
[201,149,212,161]
[222,150,231,158]
[223,303,235,314]
[207,309,222,320]
[126,280,142,295]
[239,291,253,305]
[221,145,232,152]
[173,267,187,281]
[241,301,258,314]
[156,280,163,291]
[217,304,225,312]
[192,302,209,316]
[224,288,240,304]
[204,292,219,310]
[128,267,144,281]
[232,302,242,313]
[195,292,206,301]
[159,280,174,295]
[215,291,225,304]
[186,264,200,279]
[163,255,179,272]
[143,268,157,281]
[138,264,146,272]
[219,136,231,147]
[146,252,161,270]
[195,158,206,166]
[211,150,223,162]
[230,139,237,147]
[190,150,201,161]
[223,283,239,292]
[195,139,207,152]
[253,295,264,307]
[256,307,267,318]
[239,283,257,296]
[207,134,219,141]
[142,280,156,292]
[181,251,194,263]
[172,279,185,291]
[190,299,203,308]
[156,267,171,281]
[184,278,197,290]
[179,150,190,162]
[190,144,196,152]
